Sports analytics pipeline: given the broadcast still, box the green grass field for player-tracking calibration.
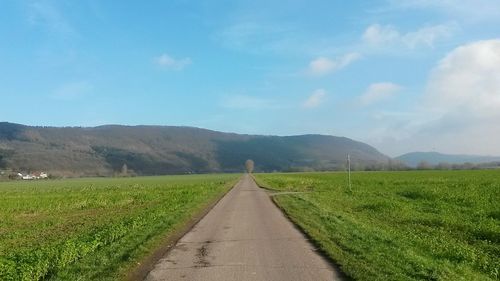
[0,174,239,281]
[254,170,500,281]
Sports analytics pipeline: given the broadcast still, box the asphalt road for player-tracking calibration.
[145,174,343,281]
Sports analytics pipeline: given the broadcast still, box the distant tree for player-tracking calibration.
[352,162,365,171]
[462,162,477,170]
[417,161,433,170]
[245,159,254,173]
[436,162,451,170]
[121,163,128,175]
[450,162,477,170]
[388,159,409,171]
[387,159,394,171]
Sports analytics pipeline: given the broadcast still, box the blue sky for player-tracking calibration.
[1,0,500,156]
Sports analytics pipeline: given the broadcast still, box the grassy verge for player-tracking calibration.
[0,174,240,280]
[254,171,500,280]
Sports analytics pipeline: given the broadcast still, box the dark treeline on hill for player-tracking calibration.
[0,122,390,177]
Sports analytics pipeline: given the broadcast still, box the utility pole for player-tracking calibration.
[347,154,352,191]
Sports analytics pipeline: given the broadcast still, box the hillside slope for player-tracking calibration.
[0,122,388,176]
[396,152,500,167]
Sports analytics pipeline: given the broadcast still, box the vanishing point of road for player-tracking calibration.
[145,174,344,281]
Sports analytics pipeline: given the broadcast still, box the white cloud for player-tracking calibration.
[307,53,361,76]
[220,95,274,110]
[52,81,93,100]
[362,23,456,49]
[368,39,500,155]
[303,89,327,108]
[425,39,500,115]
[359,82,402,106]
[155,53,192,70]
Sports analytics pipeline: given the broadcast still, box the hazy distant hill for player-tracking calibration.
[0,122,388,176]
[396,152,500,167]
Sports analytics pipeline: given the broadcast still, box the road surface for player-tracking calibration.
[145,174,343,281]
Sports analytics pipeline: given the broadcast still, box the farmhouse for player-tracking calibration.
[22,174,35,180]
[19,172,48,180]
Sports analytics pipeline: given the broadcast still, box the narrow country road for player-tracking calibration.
[145,174,343,281]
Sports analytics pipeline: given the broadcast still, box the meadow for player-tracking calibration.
[254,170,500,281]
[0,174,239,281]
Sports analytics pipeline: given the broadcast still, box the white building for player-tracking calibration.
[18,172,48,180]
[22,174,35,180]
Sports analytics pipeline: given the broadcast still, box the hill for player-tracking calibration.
[396,152,500,167]
[0,122,388,176]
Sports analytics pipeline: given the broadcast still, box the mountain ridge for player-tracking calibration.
[0,122,389,176]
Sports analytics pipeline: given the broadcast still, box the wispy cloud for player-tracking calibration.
[303,89,327,108]
[359,82,401,106]
[215,21,296,54]
[307,53,361,76]
[214,20,338,56]
[154,53,192,70]
[51,81,93,100]
[217,22,283,48]
[386,0,500,23]
[26,1,75,36]
[362,23,456,49]
[362,24,399,46]
[220,95,274,110]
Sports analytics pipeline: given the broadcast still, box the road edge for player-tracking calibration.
[124,176,242,281]
[251,174,352,281]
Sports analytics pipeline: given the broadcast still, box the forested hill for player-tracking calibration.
[0,122,388,176]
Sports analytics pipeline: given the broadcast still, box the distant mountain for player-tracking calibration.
[396,152,500,167]
[0,122,389,176]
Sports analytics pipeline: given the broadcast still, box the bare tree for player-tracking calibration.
[245,159,254,173]
[436,162,451,170]
[417,161,432,170]
[121,163,128,175]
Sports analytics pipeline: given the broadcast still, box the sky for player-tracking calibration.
[1,0,500,156]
